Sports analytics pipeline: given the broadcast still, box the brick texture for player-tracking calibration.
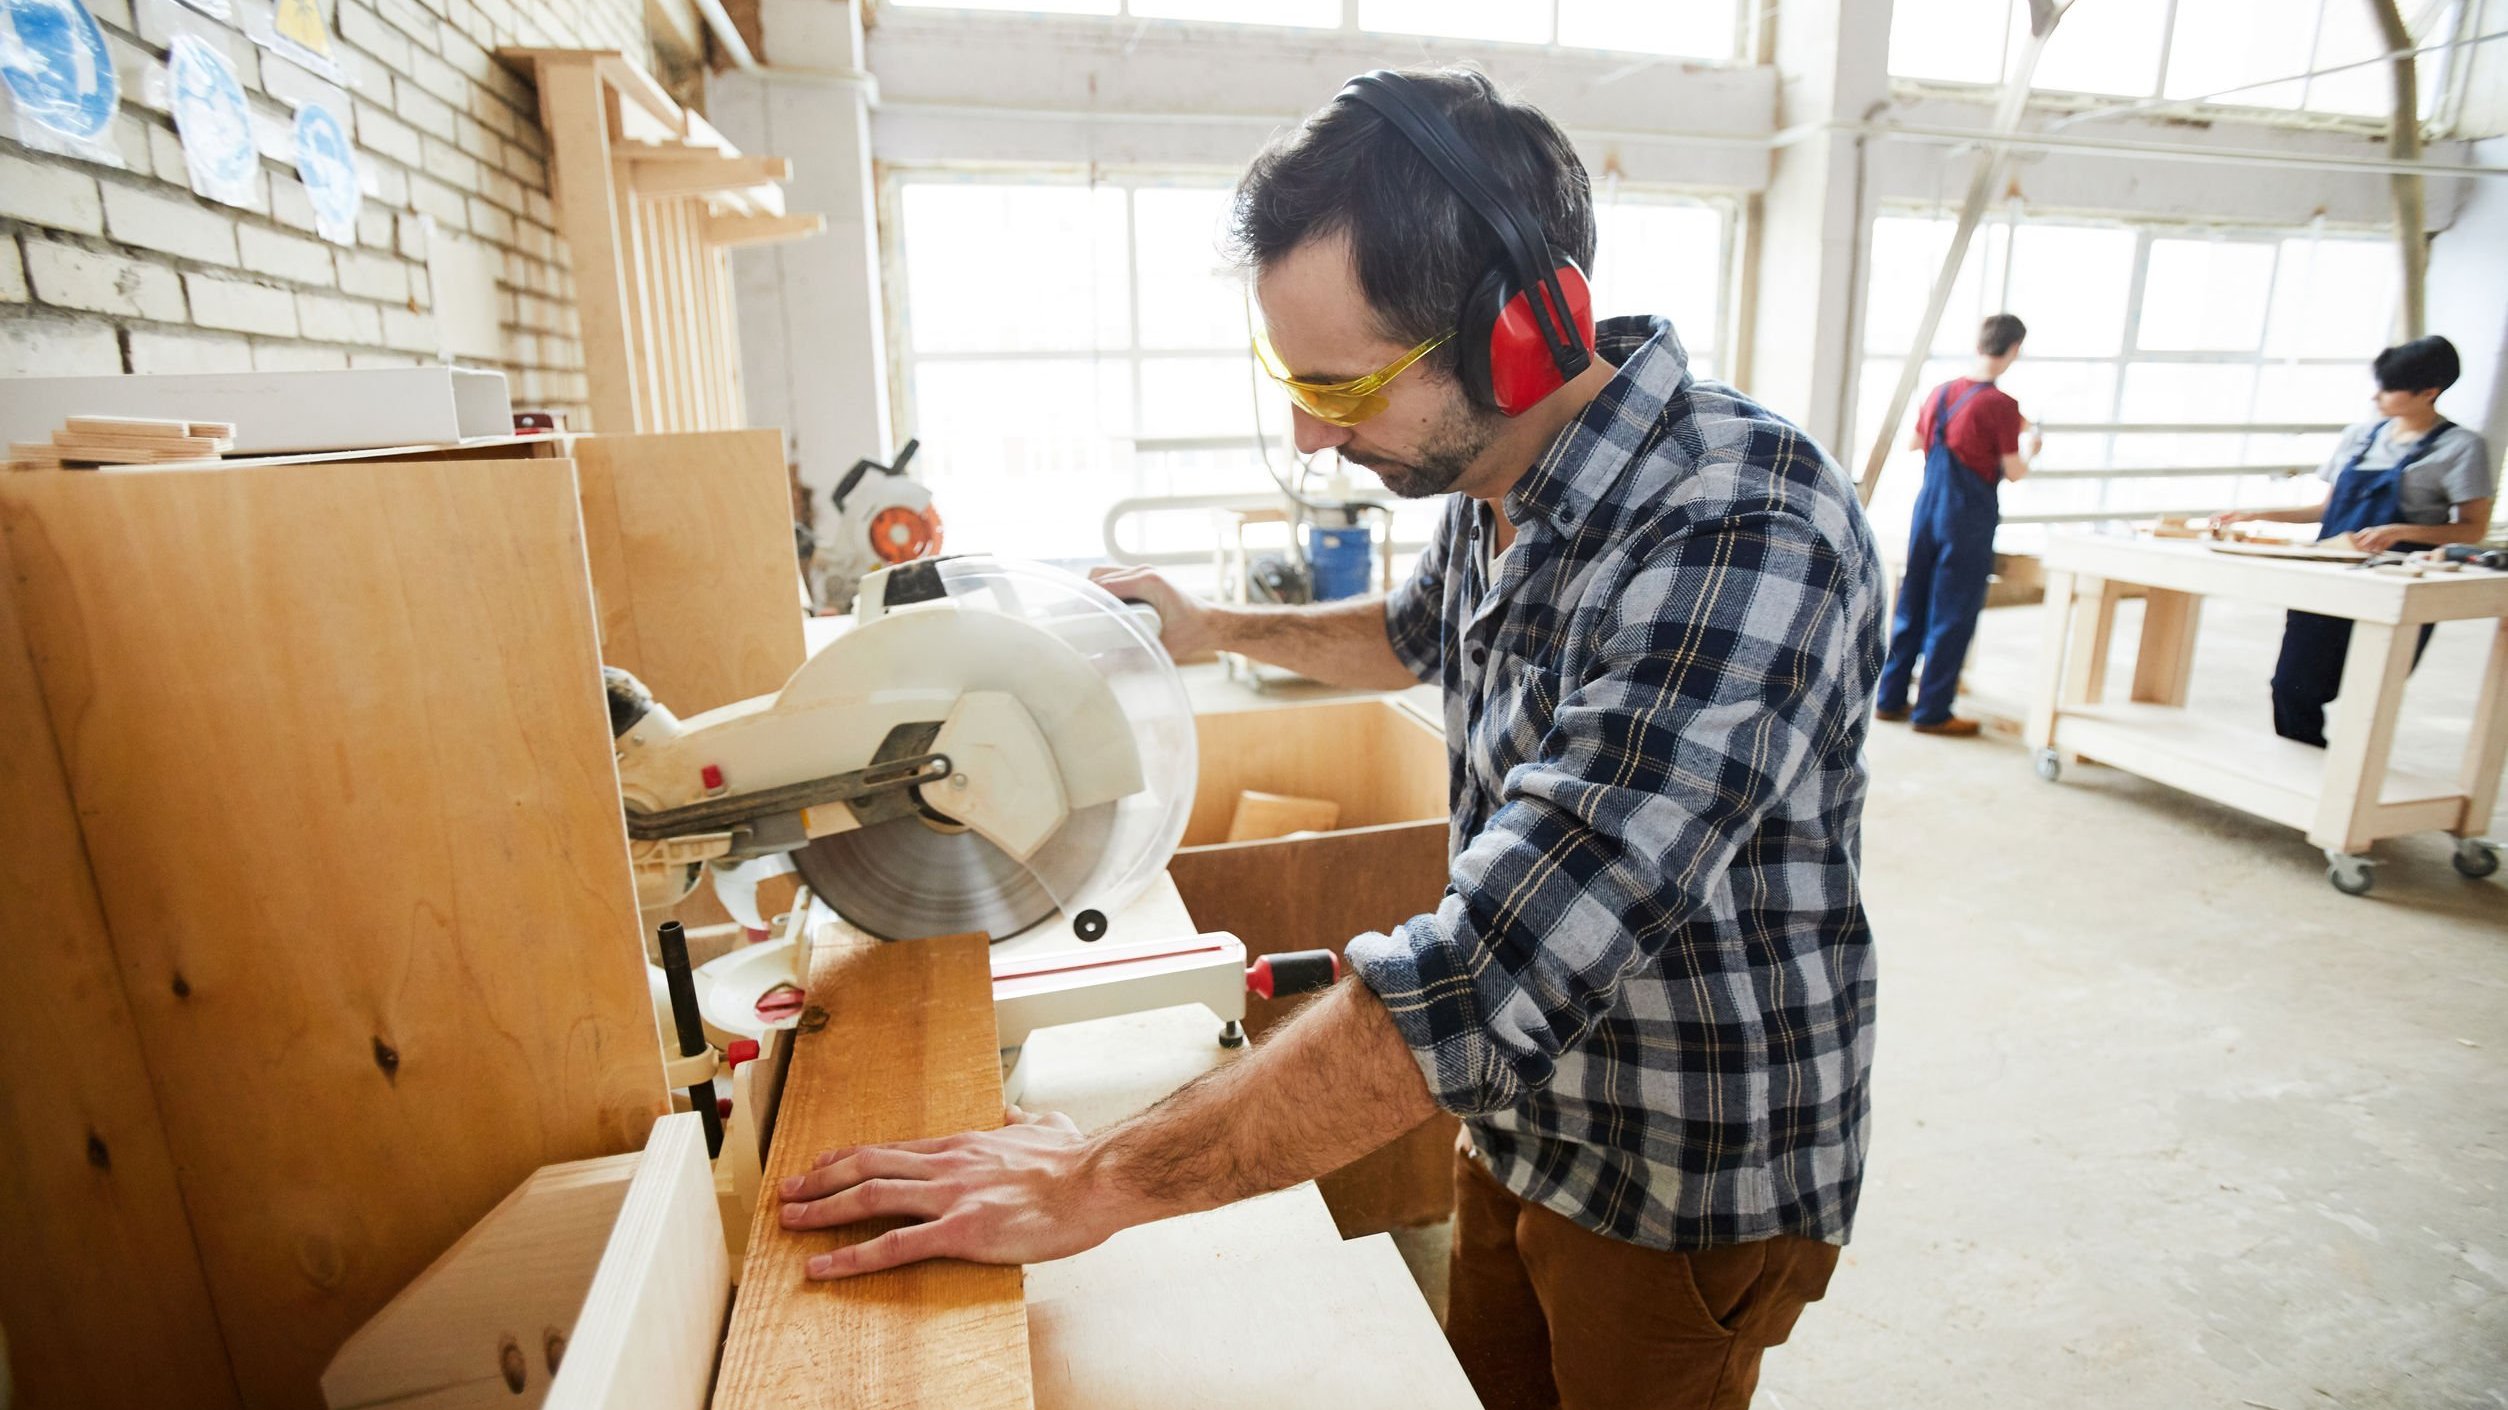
[0,0,643,422]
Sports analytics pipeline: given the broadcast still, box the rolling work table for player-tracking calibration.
[2026,534,2507,895]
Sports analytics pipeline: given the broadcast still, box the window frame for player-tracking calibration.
[1883,0,2476,135]
[1853,204,2401,529]
[879,0,1753,65]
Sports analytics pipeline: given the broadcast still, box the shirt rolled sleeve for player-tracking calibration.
[1349,511,1853,1116]
[1381,508,1454,685]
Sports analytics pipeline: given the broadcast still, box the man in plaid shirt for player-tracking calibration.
[773,68,1881,1410]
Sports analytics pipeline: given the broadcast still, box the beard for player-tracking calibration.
[1340,400,1505,499]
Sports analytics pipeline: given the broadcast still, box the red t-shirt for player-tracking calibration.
[1915,378,2023,484]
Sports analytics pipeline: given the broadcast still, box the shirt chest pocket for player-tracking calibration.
[1468,650,1564,787]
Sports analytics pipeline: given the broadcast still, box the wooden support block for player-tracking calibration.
[63,413,191,437]
[1225,789,1342,843]
[2310,620,2421,853]
[2460,618,2508,838]
[714,931,1033,1409]
[703,212,826,248]
[2130,586,2203,707]
[322,1151,640,1408]
[0,458,668,1407]
[625,153,791,198]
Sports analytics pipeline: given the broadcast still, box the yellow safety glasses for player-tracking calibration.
[1252,328,1454,427]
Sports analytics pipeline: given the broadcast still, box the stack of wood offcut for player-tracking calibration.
[8,415,237,470]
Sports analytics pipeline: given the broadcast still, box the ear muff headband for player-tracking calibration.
[1338,71,1592,385]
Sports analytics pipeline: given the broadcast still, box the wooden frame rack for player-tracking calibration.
[503,50,824,434]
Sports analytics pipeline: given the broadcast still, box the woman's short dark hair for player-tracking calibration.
[1978,313,2027,358]
[1227,67,1595,374]
[2373,335,2460,394]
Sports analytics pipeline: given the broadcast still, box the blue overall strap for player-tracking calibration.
[2319,419,2451,540]
[1930,381,1992,474]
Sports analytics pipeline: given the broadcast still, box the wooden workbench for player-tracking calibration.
[2026,535,2508,894]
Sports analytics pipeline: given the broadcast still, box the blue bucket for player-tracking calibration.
[1305,522,1374,601]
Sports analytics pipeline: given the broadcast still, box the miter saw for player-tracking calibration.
[806,439,944,615]
[611,556,1339,1078]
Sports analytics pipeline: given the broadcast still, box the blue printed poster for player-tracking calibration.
[168,32,257,207]
[292,98,358,246]
[0,0,124,162]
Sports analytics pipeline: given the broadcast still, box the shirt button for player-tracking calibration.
[1469,644,1488,667]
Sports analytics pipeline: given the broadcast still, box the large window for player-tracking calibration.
[1887,0,2468,120]
[886,0,1744,59]
[1852,212,2401,549]
[884,172,1734,562]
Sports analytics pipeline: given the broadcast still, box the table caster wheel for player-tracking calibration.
[2033,749,2061,783]
[1218,1020,1246,1049]
[2454,838,2501,879]
[2324,851,2375,897]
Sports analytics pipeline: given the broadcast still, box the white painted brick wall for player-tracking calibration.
[0,315,123,376]
[26,241,188,321]
[185,273,300,337]
[1,0,639,422]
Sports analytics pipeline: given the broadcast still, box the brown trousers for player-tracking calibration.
[1443,1150,1840,1410]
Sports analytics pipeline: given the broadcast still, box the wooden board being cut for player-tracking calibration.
[0,459,668,1410]
[714,931,1033,1409]
[0,504,241,1409]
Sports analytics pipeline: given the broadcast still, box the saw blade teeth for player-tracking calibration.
[792,816,1056,942]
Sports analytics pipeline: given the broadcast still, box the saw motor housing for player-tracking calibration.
[614,557,1195,942]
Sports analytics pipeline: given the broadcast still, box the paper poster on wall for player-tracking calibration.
[0,0,127,166]
[167,33,259,206]
[292,99,359,245]
[234,0,337,84]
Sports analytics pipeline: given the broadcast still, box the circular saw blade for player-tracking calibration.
[793,815,1056,942]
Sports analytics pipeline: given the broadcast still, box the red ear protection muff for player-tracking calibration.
[1339,71,1596,418]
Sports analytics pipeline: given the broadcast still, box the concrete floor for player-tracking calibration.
[1384,594,2508,1408]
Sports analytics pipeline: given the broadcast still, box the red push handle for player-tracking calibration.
[1247,950,1341,1001]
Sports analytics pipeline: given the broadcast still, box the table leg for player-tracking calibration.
[2130,587,2203,706]
[2307,621,2419,855]
[2026,570,2075,751]
[2078,579,2123,705]
[2457,616,2508,839]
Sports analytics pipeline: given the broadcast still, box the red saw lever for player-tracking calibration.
[1245,949,1341,1001]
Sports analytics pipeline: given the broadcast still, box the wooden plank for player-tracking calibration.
[543,1114,727,1410]
[531,59,642,435]
[323,1152,639,1409]
[715,930,1032,1409]
[0,492,242,1409]
[2129,586,2202,707]
[2310,621,2421,853]
[2078,577,2124,705]
[572,430,804,716]
[626,153,791,198]
[704,212,826,249]
[1226,790,1343,842]
[0,458,668,1409]
[2459,617,2508,837]
[1168,821,1459,1237]
[2025,568,2075,751]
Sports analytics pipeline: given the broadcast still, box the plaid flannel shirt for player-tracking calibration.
[1345,315,1884,1251]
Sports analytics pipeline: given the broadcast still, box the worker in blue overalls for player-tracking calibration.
[2211,335,2497,746]
[1875,313,2041,736]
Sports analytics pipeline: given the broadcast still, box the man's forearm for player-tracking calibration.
[1209,596,1422,691]
[1081,978,1439,1225]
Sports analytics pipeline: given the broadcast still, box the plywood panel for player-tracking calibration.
[1184,700,1448,846]
[573,430,803,717]
[715,931,1031,1408]
[0,506,241,1409]
[0,459,668,1410]
[1168,822,1458,1236]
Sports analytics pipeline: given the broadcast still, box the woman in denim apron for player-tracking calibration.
[2212,336,2497,746]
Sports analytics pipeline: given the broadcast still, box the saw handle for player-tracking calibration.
[1247,949,1341,1001]
[656,921,725,1160]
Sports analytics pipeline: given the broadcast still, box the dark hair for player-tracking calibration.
[2374,335,2460,394]
[1978,313,2027,358]
[1227,67,1594,376]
